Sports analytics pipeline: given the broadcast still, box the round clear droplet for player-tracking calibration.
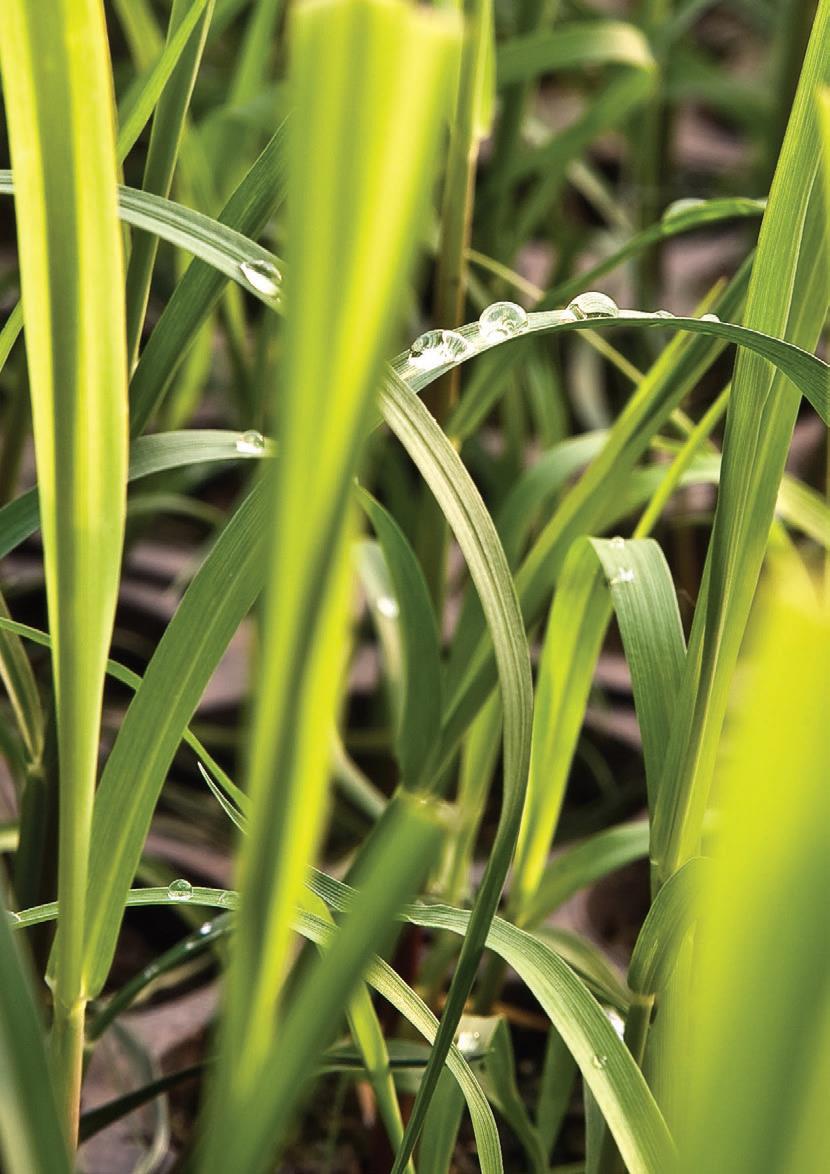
[700,312,720,323]
[661,197,706,222]
[478,301,529,343]
[567,292,619,320]
[236,429,265,456]
[456,1030,481,1056]
[377,596,399,620]
[239,259,281,299]
[167,878,193,902]
[408,329,470,371]
[611,568,636,586]
[606,1008,626,1041]
[654,309,675,319]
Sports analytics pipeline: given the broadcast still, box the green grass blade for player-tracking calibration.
[651,0,830,884]
[0,0,129,1133]
[357,488,443,790]
[497,20,653,83]
[14,885,501,1173]
[523,822,650,928]
[125,0,215,364]
[0,428,269,560]
[627,859,704,997]
[0,904,69,1173]
[80,485,266,996]
[202,4,461,1167]
[673,580,830,1172]
[378,372,533,1171]
[511,537,685,919]
[588,538,686,801]
[206,795,447,1171]
[308,871,674,1174]
[116,0,212,163]
[0,592,44,769]
[128,123,287,433]
[0,614,242,820]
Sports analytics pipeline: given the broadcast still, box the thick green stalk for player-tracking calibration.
[0,0,129,1142]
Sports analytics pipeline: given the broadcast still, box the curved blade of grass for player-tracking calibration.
[0,616,243,817]
[588,538,686,800]
[128,122,288,433]
[523,821,650,928]
[357,487,442,790]
[0,428,270,561]
[3,194,818,427]
[306,870,674,1174]
[439,271,747,754]
[651,0,830,884]
[216,795,447,1172]
[497,20,654,83]
[627,858,704,997]
[13,884,503,1173]
[511,536,685,919]
[81,484,267,996]
[0,0,129,1132]
[0,593,44,770]
[0,902,69,1173]
[378,371,533,1172]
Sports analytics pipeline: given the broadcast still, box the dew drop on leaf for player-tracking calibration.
[611,568,636,586]
[408,329,470,370]
[236,429,265,456]
[478,301,529,343]
[167,878,193,902]
[567,291,619,320]
[239,259,281,299]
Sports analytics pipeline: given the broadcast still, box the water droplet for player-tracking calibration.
[610,536,625,550]
[662,197,706,222]
[236,429,265,456]
[167,878,193,902]
[700,312,720,323]
[377,596,399,620]
[239,259,281,299]
[592,1053,609,1070]
[611,568,636,586]
[654,309,675,319]
[606,1009,626,1041]
[567,292,619,320]
[478,301,529,343]
[457,1030,481,1056]
[198,921,213,936]
[408,329,470,370]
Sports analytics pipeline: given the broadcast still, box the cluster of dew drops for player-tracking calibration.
[406,291,720,373]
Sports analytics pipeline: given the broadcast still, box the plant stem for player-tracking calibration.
[49,997,87,1147]
[595,995,655,1174]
